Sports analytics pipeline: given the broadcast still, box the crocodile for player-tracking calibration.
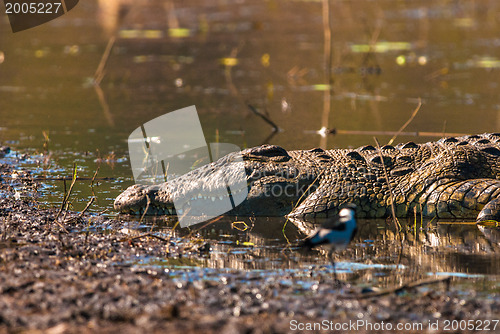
[114,133,500,222]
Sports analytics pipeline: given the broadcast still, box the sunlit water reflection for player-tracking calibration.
[117,215,500,292]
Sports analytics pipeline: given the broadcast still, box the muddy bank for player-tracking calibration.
[0,160,499,333]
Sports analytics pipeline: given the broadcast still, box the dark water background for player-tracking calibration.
[0,0,499,287]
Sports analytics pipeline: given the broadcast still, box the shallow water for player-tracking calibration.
[1,0,500,290]
[113,215,500,291]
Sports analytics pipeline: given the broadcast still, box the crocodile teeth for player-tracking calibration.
[211,197,216,201]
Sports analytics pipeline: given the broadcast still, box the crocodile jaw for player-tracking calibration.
[113,184,177,215]
[113,177,312,217]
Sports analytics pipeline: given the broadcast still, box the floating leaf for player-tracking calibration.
[144,30,164,38]
[312,84,331,91]
[474,57,500,69]
[454,18,474,28]
[232,221,248,231]
[261,53,270,67]
[219,57,239,67]
[241,241,254,246]
[119,29,164,39]
[168,28,191,38]
[267,81,274,101]
[236,240,254,246]
[396,55,406,66]
[133,55,153,64]
[34,48,50,58]
[350,41,412,53]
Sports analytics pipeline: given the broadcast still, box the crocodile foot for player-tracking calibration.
[477,198,500,222]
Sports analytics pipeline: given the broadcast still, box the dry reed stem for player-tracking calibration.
[64,197,95,223]
[373,137,401,231]
[247,104,279,132]
[344,276,451,299]
[388,98,422,146]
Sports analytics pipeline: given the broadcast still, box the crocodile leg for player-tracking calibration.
[420,179,500,222]
[477,198,500,222]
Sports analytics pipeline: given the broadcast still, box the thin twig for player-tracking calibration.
[343,276,451,299]
[139,195,151,224]
[94,84,115,127]
[90,166,100,198]
[291,169,325,216]
[52,219,69,234]
[320,0,334,149]
[90,166,100,188]
[94,35,116,85]
[95,208,109,215]
[388,98,422,145]
[63,197,95,223]
[29,176,115,181]
[332,130,467,137]
[120,232,170,243]
[281,218,292,245]
[247,104,279,132]
[373,137,401,231]
[85,216,92,245]
[188,215,224,238]
[55,164,78,221]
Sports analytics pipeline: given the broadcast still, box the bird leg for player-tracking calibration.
[328,249,340,287]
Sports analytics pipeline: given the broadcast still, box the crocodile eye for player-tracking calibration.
[244,145,291,162]
[250,145,289,157]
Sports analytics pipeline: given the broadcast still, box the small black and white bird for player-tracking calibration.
[301,203,358,283]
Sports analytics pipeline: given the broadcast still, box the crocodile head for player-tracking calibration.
[114,145,320,217]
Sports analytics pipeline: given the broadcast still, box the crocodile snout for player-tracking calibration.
[114,184,160,214]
